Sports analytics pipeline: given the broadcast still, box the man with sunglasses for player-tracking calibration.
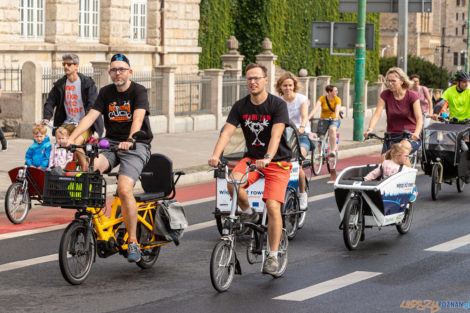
[67,54,153,263]
[42,53,103,169]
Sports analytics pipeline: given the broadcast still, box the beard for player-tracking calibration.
[113,78,127,87]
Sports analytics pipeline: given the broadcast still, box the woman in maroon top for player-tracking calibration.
[364,67,423,158]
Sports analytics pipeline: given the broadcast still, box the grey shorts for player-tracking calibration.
[101,140,151,183]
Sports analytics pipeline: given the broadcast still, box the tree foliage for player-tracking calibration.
[199,0,380,82]
[379,56,450,89]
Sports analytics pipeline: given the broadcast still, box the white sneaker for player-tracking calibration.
[299,192,308,210]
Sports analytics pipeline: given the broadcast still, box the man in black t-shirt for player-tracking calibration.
[209,63,292,276]
[68,54,153,263]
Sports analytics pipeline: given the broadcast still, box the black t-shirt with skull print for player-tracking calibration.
[226,93,292,161]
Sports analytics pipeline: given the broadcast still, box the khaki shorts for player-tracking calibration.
[61,124,93,143]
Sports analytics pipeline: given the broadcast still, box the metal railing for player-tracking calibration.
[222,75,249,114]
[174,75,211,116]
[0,66,22,92]
[132,73,164,115]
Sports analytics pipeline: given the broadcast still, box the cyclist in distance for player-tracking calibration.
[66,53,153,263]
[364,67,423,167]
[208,63,292,276]
[432,71,470,121]
[308,84,342,182]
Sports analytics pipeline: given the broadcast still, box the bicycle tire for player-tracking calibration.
[342,198,363,250]
[59,220,96,285]
[297,177,308,229]
[396,202,414,234]
[457,177,466,193]
[431,164,441,201]
[5,182,31,224]
[312,139,323,176]
[271,228,288,278]
[282,189,299,240]
[210,239,235,292]
[136,210,161,269]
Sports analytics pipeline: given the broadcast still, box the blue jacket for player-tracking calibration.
[25,136,52,168]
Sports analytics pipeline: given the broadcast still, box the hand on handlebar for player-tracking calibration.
[411,133,420,141]
[255,158,270,169]
[118,141,134,151]
[208,156,220,168]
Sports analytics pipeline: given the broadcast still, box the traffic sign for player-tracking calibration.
[338,0,432,13]
[311,22,375,50]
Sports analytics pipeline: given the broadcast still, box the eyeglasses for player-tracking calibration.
[109,68,130,73]
[62,62,76,67]
[386,79,399,83]
[246,76,266,82]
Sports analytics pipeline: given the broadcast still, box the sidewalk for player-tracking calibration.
[0,113,387,200]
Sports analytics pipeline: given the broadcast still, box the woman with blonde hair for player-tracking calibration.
[364,140,412,181]
[275,72,310,211]
[364,67,423,159]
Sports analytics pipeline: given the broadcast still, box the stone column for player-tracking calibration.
[308,77,318,111]
[100,0,131,46]
[317,76,331,98]
[256,38,277,93]
[20,62,42,138]
[297,69,310,99]
[338,78,351,116]
[220,36,244,73]
[90,61,110,90]
[155,66,176,133]
[204,69,225,130]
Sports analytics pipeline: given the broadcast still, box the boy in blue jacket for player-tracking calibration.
[25,124,51,169]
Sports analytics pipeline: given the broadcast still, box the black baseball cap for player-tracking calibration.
[110,53,130,66]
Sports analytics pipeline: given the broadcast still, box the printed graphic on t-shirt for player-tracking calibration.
[242,114,272,147]
[65,85,83,117]
[108,101,132,121]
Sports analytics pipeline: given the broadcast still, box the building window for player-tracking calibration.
[456,27,459,36]
[130,0,147,41]
[461,52,466,66]
[19,0,45,39]
[454,52,459,66]
[79,0,100,40]
[463,25,466,35]
[463,0,466,6]
[457,13,459,20]
[463,13,465,20]
[457,0,461,6]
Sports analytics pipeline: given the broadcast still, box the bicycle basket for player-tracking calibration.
[311,119,329,135]
[42,172,106,208]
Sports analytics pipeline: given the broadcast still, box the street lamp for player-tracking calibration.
[435,45,451,89]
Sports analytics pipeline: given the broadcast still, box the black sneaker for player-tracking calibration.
[240,211,259,224]
[127,242,142,263]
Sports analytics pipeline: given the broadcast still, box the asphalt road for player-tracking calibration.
[1,171,470,313]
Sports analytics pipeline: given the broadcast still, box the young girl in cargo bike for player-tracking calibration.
[48,127,74,170]
[364,140,412,181]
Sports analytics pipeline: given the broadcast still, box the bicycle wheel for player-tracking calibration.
[457,177,465,193]
[311,139,323,176]
[136,210,161,269]
[59,221,96,285]
[431,164,441,201]
[282,190,299,240]
[271,228,288,278]
[342,198,363,250]
[210,239,235,292]
[326,150,338,173]
[246,231,262,264]
[297,177,308,229]
[409,152,418,168]
[396,202,414,234]
[5,182,31,224]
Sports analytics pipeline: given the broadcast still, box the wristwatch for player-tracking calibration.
[127,138,136,143]
[264,153,272,161]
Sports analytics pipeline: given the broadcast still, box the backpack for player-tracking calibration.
[154,200,188,246]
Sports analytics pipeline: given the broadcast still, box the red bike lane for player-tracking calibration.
[0,151,381,235]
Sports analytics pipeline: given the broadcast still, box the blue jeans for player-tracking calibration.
[299,135,312,152]
[381,134,421,154]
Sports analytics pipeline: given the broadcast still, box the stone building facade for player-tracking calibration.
[380,0,468,74]
[0,0,201,73]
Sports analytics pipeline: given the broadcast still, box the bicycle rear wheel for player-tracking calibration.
[59,220,96,285]
[271,228,288,278]
[297,177,308,229]
[5,182,31,224]
[210,239,235,292]
[431,164,441,201]
[136,210,161,269]
[342,198,363,250]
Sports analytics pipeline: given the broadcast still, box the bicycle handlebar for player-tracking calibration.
[366,130,412,142]
[217,159,264,185]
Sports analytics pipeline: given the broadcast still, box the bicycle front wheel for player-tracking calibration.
[5,182,31,224]
[282,189,299,240]
[342,198,363,250]
[59,221,96,285]
[312,140,323,176]
[271,228,288,278]
[431,164,441,201]
[396,202,414,234]
[210,239,235,292]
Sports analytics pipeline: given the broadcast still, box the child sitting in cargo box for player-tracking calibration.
[25,124,52,170]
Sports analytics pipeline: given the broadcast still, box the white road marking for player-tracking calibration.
[425,234,470,252]
[273,271,382,302]
[0,254,57,273]
[186,220,216,232]
[0,224,68,241]
[308,192,334,202]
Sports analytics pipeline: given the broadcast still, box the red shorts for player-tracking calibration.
[232,157,292,204]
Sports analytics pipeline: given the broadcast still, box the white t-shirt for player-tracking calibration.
[283,93,311,133]
[64,77,85,124]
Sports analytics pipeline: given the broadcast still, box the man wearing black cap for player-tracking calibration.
[68,53,153,263]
